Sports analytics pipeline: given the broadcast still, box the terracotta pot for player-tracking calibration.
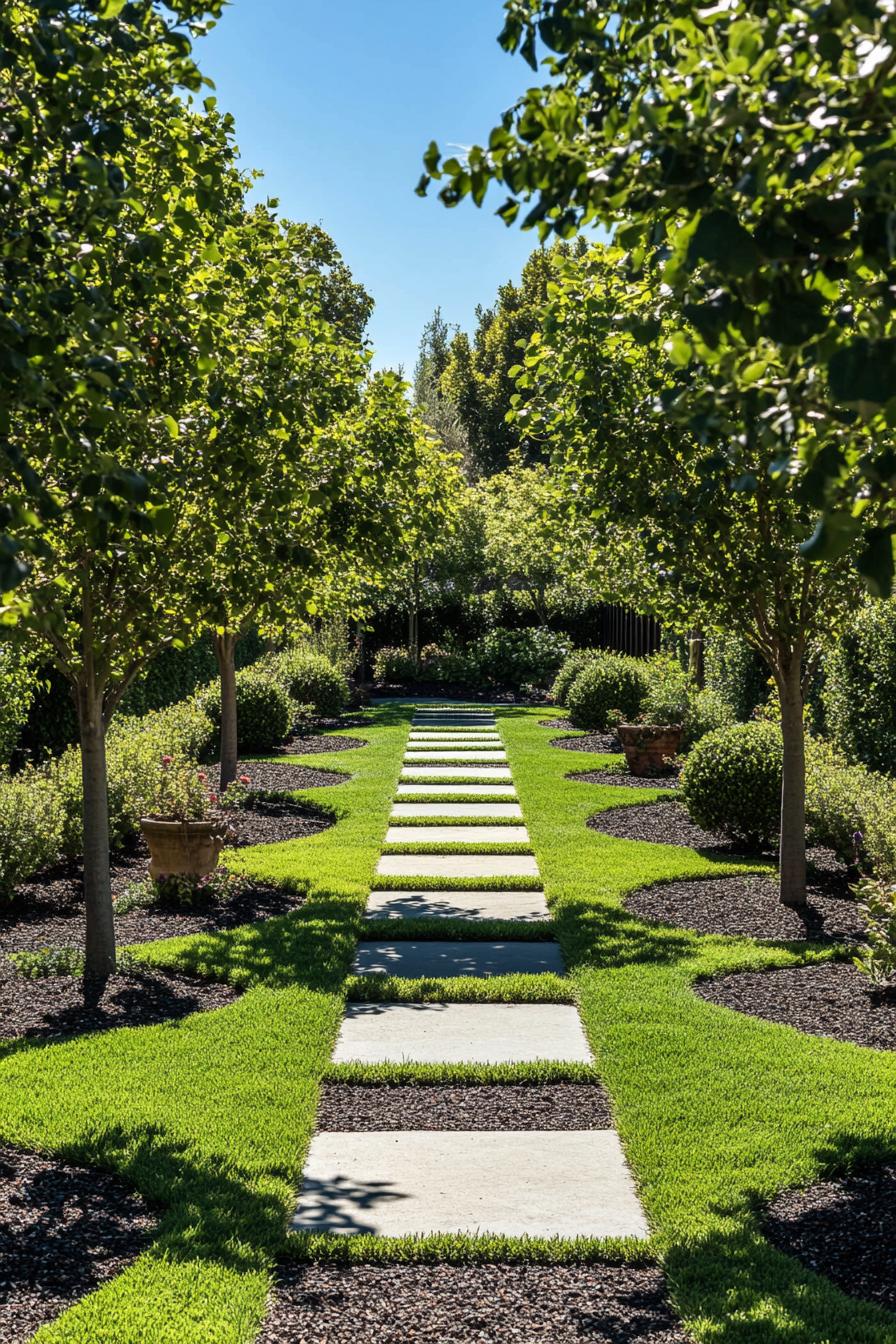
[617,723,683,777]
[140,817,230,880]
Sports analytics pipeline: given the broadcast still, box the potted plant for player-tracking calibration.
[140,757,233,879]
[612,669,689,777]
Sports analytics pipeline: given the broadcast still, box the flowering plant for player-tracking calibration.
[149,756,217,822]
[219,773,252,810]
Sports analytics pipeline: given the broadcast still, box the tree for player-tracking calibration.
[480,453,572,625]
[516,245,862,906]
[0,0,225,595]
[5,82,246,977]
[413,310,470,472]
[419,0,896,591]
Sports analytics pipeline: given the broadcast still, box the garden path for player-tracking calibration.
[292,705,649,1241]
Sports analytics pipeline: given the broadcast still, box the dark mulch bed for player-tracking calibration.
[260,1263,690,1344]
[695,962,896,1050]
[552,732,622,754]
[374,683,545,704]
[0,1144,156,1344]
[221,760,349,791]
[626,871,862,944]
[571,770,679,791]
[0,961,238,1043]
[223,797,333,849]
[1,846,308,956]
[587,800,738,851]
[277,733,366,755]
[762,1162,896,1314]
[316,1083,614,1132]
[540,716,574,729]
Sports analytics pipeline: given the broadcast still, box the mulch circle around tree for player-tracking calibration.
[571,770,679,791]
[0,1144,156,1344]
[221,760,349,792]
[0,960,239,1043]
[761,1162,896,1314]
[551,732,622,754]
[277,733,367,755]
[695,962,896,1050]
[626,873,863,944]
[586,800,737,850]
[259,1263,690,1344]
[316,1083,614,1132]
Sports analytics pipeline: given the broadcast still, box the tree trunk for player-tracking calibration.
[410,560,421,673]
[214,631,239,791]
[77,684,116,978]
[778,658,807,908]
[688,628,705,688]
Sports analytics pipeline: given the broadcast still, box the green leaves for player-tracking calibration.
[688,211,761,278]
[828,339,896,407]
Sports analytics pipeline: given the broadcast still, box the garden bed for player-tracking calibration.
[695,963,896,1049]
[587,800,741,850]
[762,1162,896,1314]
[571,770,679,790]
[277,733,366,754]
[1,847,308,954]
[223,796,333,848]
[0,1144,155,1344]
[626,872,862,943]
[0,960,239,1042]
[551,732,621,753]
[218,760,349,791]
[316,1083,614,1131]
[260,1263,689,1344]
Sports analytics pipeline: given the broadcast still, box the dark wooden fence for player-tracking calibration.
[595,604,662,658]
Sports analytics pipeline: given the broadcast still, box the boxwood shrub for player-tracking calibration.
[552,648,601,707]
[200,669,292,754]
[681,721,783,850]
[566,653,648,731]
[272,649,348,717]
[468,626,570,690]
[823,600,896,774]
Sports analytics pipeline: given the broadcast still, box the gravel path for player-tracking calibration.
[316,1083,614,1131]
[0,1145,155,1344]
[259,1263,690,1343]
[762,1162,896,1313]
[695,962,896,1049]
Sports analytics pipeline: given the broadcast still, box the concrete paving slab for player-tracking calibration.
[404,751,507,761]
[396,784,517,797]
[377,853,539,878]
[412,717,496,725]
[331,1001,592,1064]
[365,889,550,921]
[384,825,529,845]
[408,735,502,742]
[390,803,523,818]
[292,1129,647,1239]
[400,768,513,781]
[352,940,563,977]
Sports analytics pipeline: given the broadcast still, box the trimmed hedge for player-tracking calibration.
[823,600,896,774]
[270,648,349,717]
[566,653,648,731]
[681,721,783,850]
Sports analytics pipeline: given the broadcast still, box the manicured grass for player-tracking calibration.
[369,873,544,892]
[361,916,555,941]
[386,816,525,826]
[0,711,411,1343]
[379,841,534,855]
[501,708,896,1344]
[344,971,572,1003]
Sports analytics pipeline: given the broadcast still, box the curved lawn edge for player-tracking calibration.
[502,707,896,1344]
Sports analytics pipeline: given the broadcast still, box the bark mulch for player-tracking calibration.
[277,734,367,755]
[695,962,896,1050]
[540,717,574,729]
[551,733,622,754]
[571,770,679,791]
[222,797,333,849]
[220,761,349,791]
[626,873,863,944]
[0,962,238,1043]
[586,800,739,851]
[259,1263,690,1344]
[316,1083,614,1132]
[0,1144,155,1344]
[762,1162,896,1314]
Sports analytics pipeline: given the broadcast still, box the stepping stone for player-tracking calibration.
[412,718,496,726]
[396,784,517,797]
[365,889,550,921]
[390,803,523,818]
[352,940,564,977]
[400,768,513,781]
[292,1130,648,1240]
[377,854,539,878]
[384,825,529,845]
[404,751,507,761]
[408,735,502,742]
[332,1002,592,1064]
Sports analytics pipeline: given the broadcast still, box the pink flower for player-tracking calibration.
[197,771,207,783]
[161,754,173,767]
[209,793,218,804]
[239,774,251,785]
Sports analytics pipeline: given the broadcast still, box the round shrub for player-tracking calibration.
[552,648,601,707]
[373,646,417,684]
[200,671,292,753]
[470,627,571,690]
[823,600,896,774]
[681,721,783,850]
[278,651,348,718]
[566,653,648,730]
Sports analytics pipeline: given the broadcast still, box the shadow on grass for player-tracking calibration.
[554,898,699,972]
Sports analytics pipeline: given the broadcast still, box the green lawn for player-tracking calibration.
[1,702,895,1342]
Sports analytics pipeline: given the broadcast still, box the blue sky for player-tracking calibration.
[198,1,540,373]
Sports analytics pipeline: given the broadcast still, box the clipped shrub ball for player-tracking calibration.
[372,646,417,684]
[566,653,648,731]
[201,671,292,753]
[681,721,783,850]
[552,648,601,707]
[279,651,348,718]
